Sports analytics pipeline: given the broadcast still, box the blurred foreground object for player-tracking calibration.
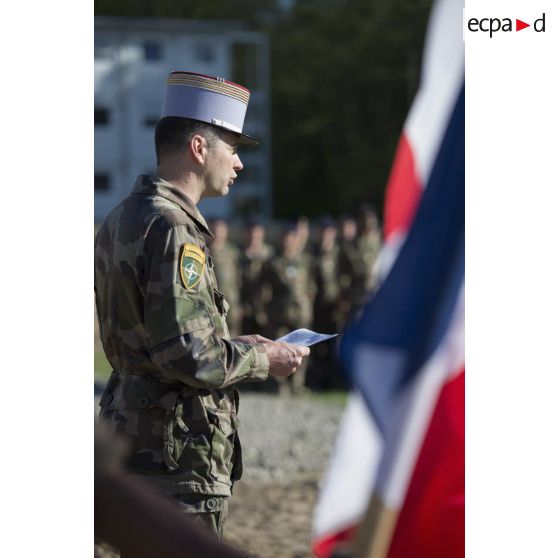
[95,422,253,558]
[312,0,464,556]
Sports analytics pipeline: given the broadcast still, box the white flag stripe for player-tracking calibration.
[312,392,383,539]
[405,0,464,187]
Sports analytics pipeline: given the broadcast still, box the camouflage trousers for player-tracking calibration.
[175,494,229,540]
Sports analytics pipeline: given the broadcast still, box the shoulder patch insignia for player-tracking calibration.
[180,244,206,289]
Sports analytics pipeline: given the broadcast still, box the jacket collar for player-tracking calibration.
[132,175,213,237]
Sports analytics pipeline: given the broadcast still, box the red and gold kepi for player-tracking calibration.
[161,71,258,145]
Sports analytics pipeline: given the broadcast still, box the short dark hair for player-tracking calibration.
[154,117,219,164]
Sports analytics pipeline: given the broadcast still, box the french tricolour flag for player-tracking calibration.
[312,0,464,556]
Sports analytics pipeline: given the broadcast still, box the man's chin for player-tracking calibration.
[202,186,230,199]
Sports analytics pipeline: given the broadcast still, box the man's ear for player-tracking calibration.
[189,134,207,164]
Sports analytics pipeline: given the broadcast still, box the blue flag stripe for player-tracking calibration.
[340,83,464,433]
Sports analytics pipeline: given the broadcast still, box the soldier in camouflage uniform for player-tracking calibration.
[208,219,242,338]
[337,214,361,326]
[337,207,382,326]
[311,216,341,332]
[239,218,274,335]
[307,216,345,390]
[295,215,315,301]
[95,71,309,538]
[295,216,310,258]
[261,223,315,394]
[355,203,382,295]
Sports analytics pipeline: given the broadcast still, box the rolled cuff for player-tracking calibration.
[249,343,269,381]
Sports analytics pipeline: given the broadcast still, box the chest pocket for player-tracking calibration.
[213,288,230,318]
[212,288,230,338]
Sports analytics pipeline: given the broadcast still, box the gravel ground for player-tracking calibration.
[235,393,344,482]
[95,390,345,558]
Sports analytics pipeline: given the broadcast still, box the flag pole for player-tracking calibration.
[351,493,398,558]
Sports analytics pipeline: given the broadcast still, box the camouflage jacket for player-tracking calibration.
[239,243,274,329]
[95,175,269,497]
[312,244,340,308]
[311,244,342,332]
[261,254,315,336]
[356,232,381,292]
[337,238,369,308]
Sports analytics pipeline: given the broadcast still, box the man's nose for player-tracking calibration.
[234,154,243,172]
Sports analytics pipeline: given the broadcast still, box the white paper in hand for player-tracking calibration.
[275,328,338,347]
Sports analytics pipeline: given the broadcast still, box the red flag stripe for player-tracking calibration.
[383,134,422,241]
[312,525,357,558]
[387,368,465,558]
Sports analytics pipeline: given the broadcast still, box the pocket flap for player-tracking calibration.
[100,377,180,411]
[206,408,238,437]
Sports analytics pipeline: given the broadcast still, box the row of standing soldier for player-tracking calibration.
[208,205,383,394]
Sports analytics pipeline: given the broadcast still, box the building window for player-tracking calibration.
[144,41,162,61]
[95,107,110,126]
[95,174,111,192]
[196,42,215,63]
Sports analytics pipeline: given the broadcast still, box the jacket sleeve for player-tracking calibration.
[142,214,269,388]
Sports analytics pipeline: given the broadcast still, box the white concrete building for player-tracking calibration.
[95,17,272,221]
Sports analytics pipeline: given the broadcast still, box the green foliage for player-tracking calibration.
[271,0,432,218]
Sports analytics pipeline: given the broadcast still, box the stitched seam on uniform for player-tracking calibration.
[139,213,166,295]
[146,314,214,351]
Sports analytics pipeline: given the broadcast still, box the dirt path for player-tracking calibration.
[225,475,320,558]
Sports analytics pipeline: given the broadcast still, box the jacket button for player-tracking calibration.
[138,396,149,409]
[206,498,217,511]
[104,394,113,405]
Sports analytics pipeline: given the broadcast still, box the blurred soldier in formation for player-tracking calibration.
[355,203,382,294]
[239,218,274,335]
[208,218,242,337]
[307,216,345,390]
[311,216,341,333]
[295,215,311,258]
[337,213,361,325]
[337,207,382,324]
[261,223,316,394]
[295,215,315,301]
